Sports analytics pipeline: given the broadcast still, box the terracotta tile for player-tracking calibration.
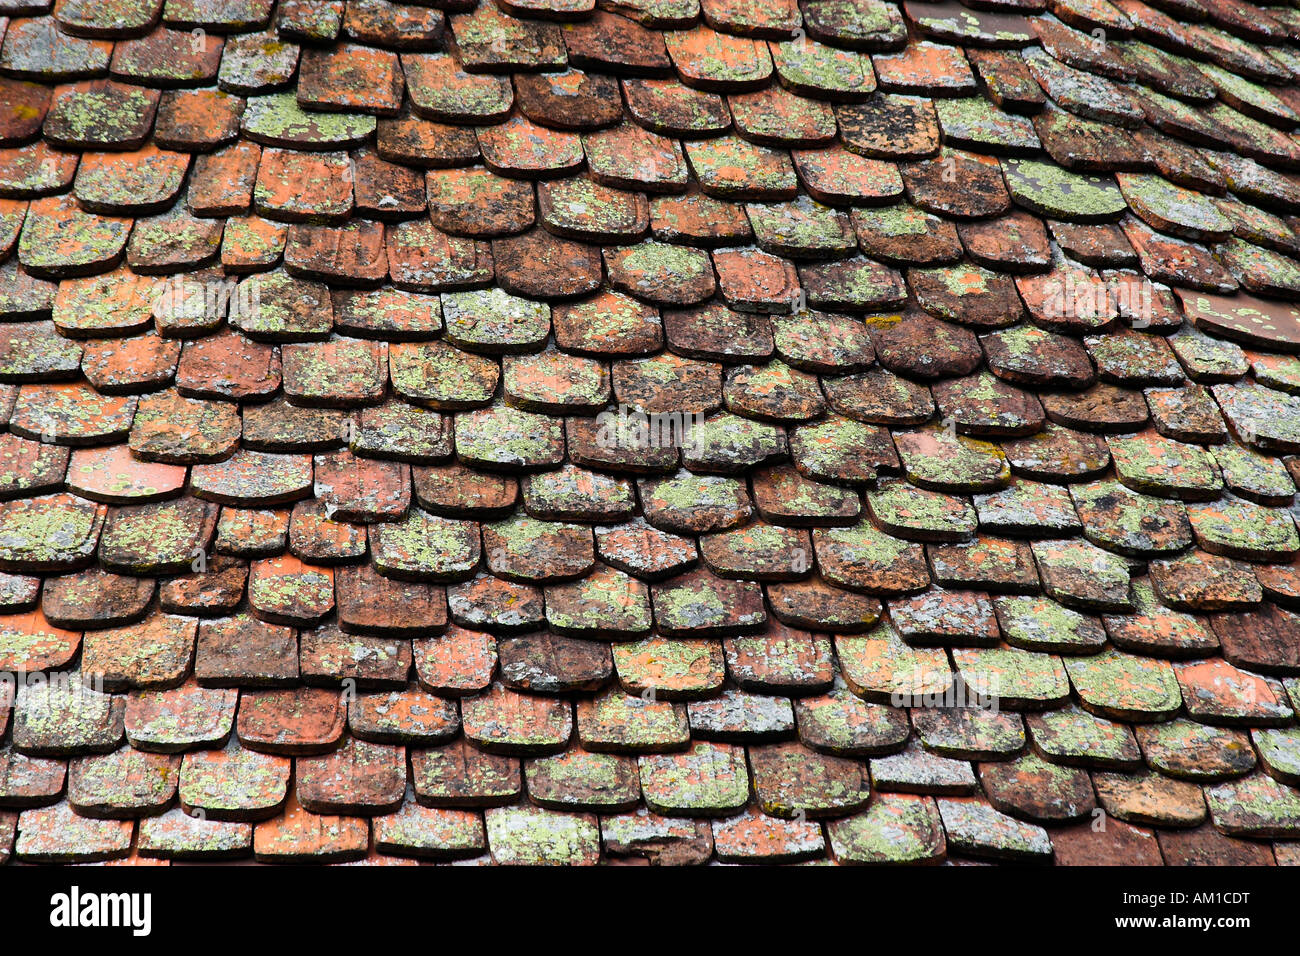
[188,141,261,218]
[639,741,749,816]
[828,794,946,864]
[516,68,621,129]
[109,26,223,86]
[253,793,368,863]
[462,681,572,756]
[299,43,403,115]
[237,687,345,756]
[43,80,157,149]
[447,572,545,633]
[0,432,68,500]
[0,492,105,573]
[241,91,376,150]
[14,803,131,863]
[277,0,344,43]
[373,800,483,860]
[685,135,797,201]
[254,147,353,224]
[0,747,67,808]
[545,565,651,638]
[12,680,124,757]
[537,179,644,246]
[562,9,671,74]
[0,77,50,146]
[158,557,247,618]
[496,633,608,695]
[195,612,298,687]
[484,805,599,866]
[42,568,153,630]
[0,607,79,672]
[343,0,445,48]
[584,120,688,193]
[650,567,766,637]
[300,625,411,690]
[138,807,251,861]
[69,747,180,818]
[17,194,130,278]
[935,796,1052,862]
[493,228,601,300]
[449,2,566,72]
[1158,822,1275,866]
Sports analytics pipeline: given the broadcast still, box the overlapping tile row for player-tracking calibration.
[4,0,1300,866]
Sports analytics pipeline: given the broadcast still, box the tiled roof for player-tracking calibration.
[1,0,1300,867]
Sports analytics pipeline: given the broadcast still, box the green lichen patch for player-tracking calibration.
[605,239,717,305]
[893,427,1011,492]
[371,508,480,582]
[867,479,978,542]
[1210,442,1295,505]
[454,404,565,471]
[1069,479,1193,556]
[934,96,1040,153]
[99,497,218,575]
[994,595,1107,654]
[649,568,766,637]
[789,414,898,484]
[950,646,1069,709]
[794,678,910,756]
[1026,704,1141,770]
[1205,773,1300,838]
[575,688,690,752]
[746,195,857,257]
[1186,497,1300,561]
[0,492,104,572]
[1001,157,1126,221]
[390,340,499,411]
[241,92,376,148]
[1064,649,1182,721]
[638,741,750,817]
[1116,172,1232,241]
[827,794,946,864]
[834,621,950,703]
[770,37,876,97]
[545,566,653,638]
[1108,430,1224,500]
